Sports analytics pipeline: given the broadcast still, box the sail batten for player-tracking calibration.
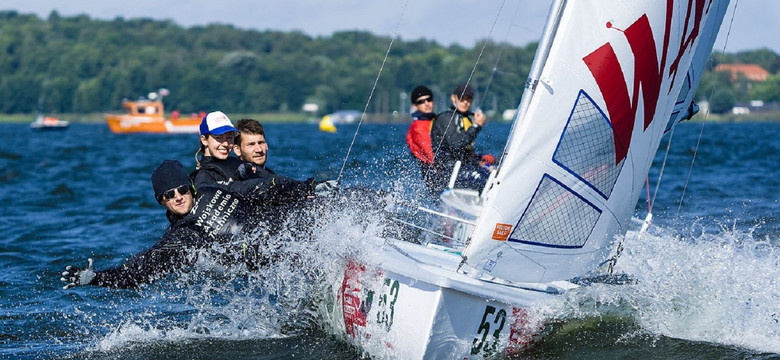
[462,0,730,284]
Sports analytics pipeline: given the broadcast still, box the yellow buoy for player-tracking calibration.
[319,115,337,133]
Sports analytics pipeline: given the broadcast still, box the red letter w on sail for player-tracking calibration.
[583,14,664,165]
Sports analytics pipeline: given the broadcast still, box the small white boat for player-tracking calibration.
[30,113,69,130]
[327,0,731,358]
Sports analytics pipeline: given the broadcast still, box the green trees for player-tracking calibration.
[751,74,780,102]
[0,11,539,116]
[0,11,778,116]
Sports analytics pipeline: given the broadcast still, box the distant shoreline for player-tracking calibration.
[2,111,780,124]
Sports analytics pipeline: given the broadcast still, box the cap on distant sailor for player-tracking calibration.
[200,111,239,136]
[452,83,474,99]
[151,160,192,201]
[411,85,433,103]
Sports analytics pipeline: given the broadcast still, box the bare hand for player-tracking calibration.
[473,111,486,127]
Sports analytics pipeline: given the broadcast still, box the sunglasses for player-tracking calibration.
[414,97,433,105]
[161,185,190,201]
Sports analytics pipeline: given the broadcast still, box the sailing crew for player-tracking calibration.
[60,159,324,289]
[231,118,339,196]
[405,85,438,193]
[232,118,284,181]
[429,83,488,194]
[190,111,244,190]
[234,118,272,175]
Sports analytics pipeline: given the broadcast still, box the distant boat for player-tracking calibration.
[319,114,337,133]
[327,110,360,124]
[30,113,69,130]
[105,89,201,134]
[31,94,69,130]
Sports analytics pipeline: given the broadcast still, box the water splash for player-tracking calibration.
[85,192,392,354]
[535,221,780,354]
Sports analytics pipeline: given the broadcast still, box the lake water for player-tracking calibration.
[1,120,779,359]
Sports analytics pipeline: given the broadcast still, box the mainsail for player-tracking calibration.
[461,0,730,283]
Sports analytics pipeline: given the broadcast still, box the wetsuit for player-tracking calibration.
[86,183,315,288]
[191,156,244,190]
[428,107,485,194]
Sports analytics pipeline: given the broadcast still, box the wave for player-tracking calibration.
[83,196,780,357]
[85,193,390,354]
[535,221,780,354]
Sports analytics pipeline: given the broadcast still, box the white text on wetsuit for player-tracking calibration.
[195,189,239,237]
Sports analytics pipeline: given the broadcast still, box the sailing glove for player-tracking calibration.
[315,180,339,197]
[61,258,96,290]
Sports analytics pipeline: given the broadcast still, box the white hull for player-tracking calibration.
[31,115,69,130]
[328,240,576,359]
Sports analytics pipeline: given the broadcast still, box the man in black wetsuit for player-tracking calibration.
[429,83,489,194]
[60,159,319,289]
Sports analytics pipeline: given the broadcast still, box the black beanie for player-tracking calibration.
[151,160,192,200]
[411,85,434,103]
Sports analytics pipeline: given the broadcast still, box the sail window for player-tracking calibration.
[552,90,623,199]
[508,174,600,248]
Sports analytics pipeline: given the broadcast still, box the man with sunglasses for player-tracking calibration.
[405,85,442,196]
[60,159,318,289]
[406,85,437,166]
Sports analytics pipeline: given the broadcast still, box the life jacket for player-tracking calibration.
[406,111,436,165]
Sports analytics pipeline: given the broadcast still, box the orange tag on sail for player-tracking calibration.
[492,223,512,241]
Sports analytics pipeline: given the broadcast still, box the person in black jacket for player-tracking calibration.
[191,111,244,190]
[233,118,271,174]
[60,159,321,289]
[428,83,489,194]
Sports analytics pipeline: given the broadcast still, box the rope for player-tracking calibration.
[676,0,738,216]
[390,0,508,245]
[651,124,675,212]
[335,0,409,184]
[479,0,522,111]
[428,0,507,181]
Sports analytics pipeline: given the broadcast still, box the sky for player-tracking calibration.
[2,0,777,54]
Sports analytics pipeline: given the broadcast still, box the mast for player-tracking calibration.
[498,0,567,170]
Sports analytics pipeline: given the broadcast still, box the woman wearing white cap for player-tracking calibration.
[191,110,244,190]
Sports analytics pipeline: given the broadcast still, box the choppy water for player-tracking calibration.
[1,120,779,359]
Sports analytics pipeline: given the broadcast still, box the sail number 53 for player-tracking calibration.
[471,305,507,355]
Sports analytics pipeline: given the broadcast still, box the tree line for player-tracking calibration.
[1,10,778,116]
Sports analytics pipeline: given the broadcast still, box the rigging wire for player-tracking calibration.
[428,0,507,182]
[405,0,506,234]
[478,0,523,112]
[649,124,676,213]
[335,0,409,184]
[676,0,739,217]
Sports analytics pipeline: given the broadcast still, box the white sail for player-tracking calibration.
[461,0,730,283]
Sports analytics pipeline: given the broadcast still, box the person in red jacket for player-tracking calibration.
[405,85,439,194]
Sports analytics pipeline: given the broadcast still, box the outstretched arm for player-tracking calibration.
[61,227,202,289]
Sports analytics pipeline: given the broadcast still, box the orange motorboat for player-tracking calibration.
[105,90,201,134]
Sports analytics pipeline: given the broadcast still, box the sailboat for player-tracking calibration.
[327,0,731,358]
[30,96,69,130]
[30,113,69,130]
